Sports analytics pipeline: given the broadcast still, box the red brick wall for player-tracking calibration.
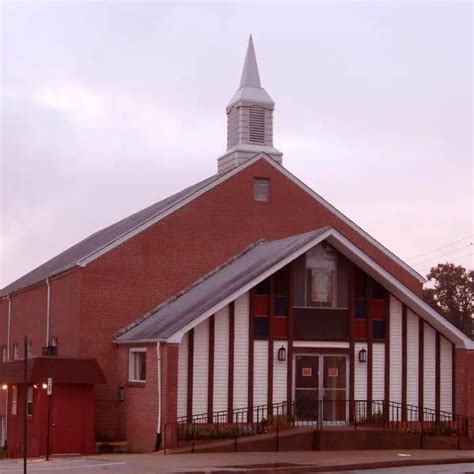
[10,284,47,359]
[160,343,179,449]
[1,158,424,448]
[113,344,159,452]
[76,158,422,441]
[0,300,8,418]
[455,349,474,427]
[49,272,82,357]
[0,271,82,362]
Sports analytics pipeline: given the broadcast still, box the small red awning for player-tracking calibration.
[0,357,106,384]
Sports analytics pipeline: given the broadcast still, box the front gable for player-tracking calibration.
[115,227,472,349]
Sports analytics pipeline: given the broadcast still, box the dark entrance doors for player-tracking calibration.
[294,354,348,423]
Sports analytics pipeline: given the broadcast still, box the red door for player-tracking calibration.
[50,385,89,454]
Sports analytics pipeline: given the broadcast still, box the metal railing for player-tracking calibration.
[162,399,473,453]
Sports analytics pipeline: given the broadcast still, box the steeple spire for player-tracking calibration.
[239,35,261,88]
[217,35,283,173]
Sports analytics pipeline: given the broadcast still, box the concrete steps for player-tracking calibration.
[95,441,128,454]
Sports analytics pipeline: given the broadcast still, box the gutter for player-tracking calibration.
[5,295,11,358]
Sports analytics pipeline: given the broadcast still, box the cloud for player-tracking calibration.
[1,1,472,286]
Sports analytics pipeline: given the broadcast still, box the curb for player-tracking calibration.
[177,456,474,473]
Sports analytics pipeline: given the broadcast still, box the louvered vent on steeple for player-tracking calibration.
[218,35,283,173]
[249,107,265,144]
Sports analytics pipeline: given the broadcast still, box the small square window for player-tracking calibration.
[129,348,146,382]
[372,281,387,300]
[51,337,58,348]
[254,316,269,339]
[355,300,367,319]
[27,341,33,359]
[275,296,288,316]
[11,386,17,416]
[253,178,270,202]
[373,320,386,339]
[27,387,34,416]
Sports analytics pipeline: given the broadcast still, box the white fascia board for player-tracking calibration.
[261,157,426,284]
[325,232,473,349]
[115,338,161,345]
[76,154,266,267]
[166,228,334,344]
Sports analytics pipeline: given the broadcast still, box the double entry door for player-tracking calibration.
[294,354,348,424]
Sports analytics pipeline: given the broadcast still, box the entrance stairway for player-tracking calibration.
[163,400,474,454]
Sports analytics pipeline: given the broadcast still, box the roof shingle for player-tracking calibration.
[115,228,330,342]
[1,173,222,297]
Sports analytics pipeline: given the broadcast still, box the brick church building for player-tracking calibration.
[1,37,473,456]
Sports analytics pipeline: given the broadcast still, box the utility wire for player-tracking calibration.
[418,251,474,274]
[407,234,473,262]
[411,242,473,267]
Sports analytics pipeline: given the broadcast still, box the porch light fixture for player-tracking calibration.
[358,348,367,363]
[1,384,7,390]
[277,346,287,362]
[42,383,48,389]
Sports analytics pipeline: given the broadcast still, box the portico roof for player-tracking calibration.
[114,227,474,349]
[0,357,106,384]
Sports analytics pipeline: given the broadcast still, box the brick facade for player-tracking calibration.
[0,157,452,450]
[455,348,474,434]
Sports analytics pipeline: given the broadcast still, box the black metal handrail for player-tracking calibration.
[162,398,473,453]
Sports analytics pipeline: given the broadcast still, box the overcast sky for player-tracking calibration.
[1,1,472,288]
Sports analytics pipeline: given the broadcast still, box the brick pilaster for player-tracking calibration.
[455,348,474,437]
[160,342,179,449]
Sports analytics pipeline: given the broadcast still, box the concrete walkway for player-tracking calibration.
[1,450,473,473]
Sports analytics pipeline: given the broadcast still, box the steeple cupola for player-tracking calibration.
[218,36,283,173]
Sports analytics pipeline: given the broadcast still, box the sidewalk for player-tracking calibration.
[0,450,473,473]
[122,450,474,473]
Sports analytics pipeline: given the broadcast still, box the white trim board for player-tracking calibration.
[293,341,350,349]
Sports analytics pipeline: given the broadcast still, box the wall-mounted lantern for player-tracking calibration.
[1,384,7,390]
[358,348,367,363]
[277,346,287,362]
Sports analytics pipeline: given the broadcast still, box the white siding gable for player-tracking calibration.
[192,318,209,415]
[389,296,402,403]
[233,293,249,411]
[213,306,229,413]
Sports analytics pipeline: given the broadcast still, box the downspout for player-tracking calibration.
[45,279,51,346]
[6,295,11,358]
[156,342,162,449]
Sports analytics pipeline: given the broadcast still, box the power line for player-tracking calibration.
[411,242,473,267]
[418,251,474,274]
[407,234,474,262]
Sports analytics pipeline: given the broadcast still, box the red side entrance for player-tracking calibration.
[0,357,105,458]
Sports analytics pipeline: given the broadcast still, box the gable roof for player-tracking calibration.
[1,153,424,297]
[0,172,222,297]
[115,228,329,343]
[115,227,473,349]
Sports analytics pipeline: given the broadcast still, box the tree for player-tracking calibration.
[423,263,473,339]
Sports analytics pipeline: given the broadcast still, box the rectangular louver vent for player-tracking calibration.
[254,177,270,202]
[227,108,239,149]
[249,107,265,144]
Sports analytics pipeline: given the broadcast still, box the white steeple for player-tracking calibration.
[239,35,261,88]
[218,35,283,173]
